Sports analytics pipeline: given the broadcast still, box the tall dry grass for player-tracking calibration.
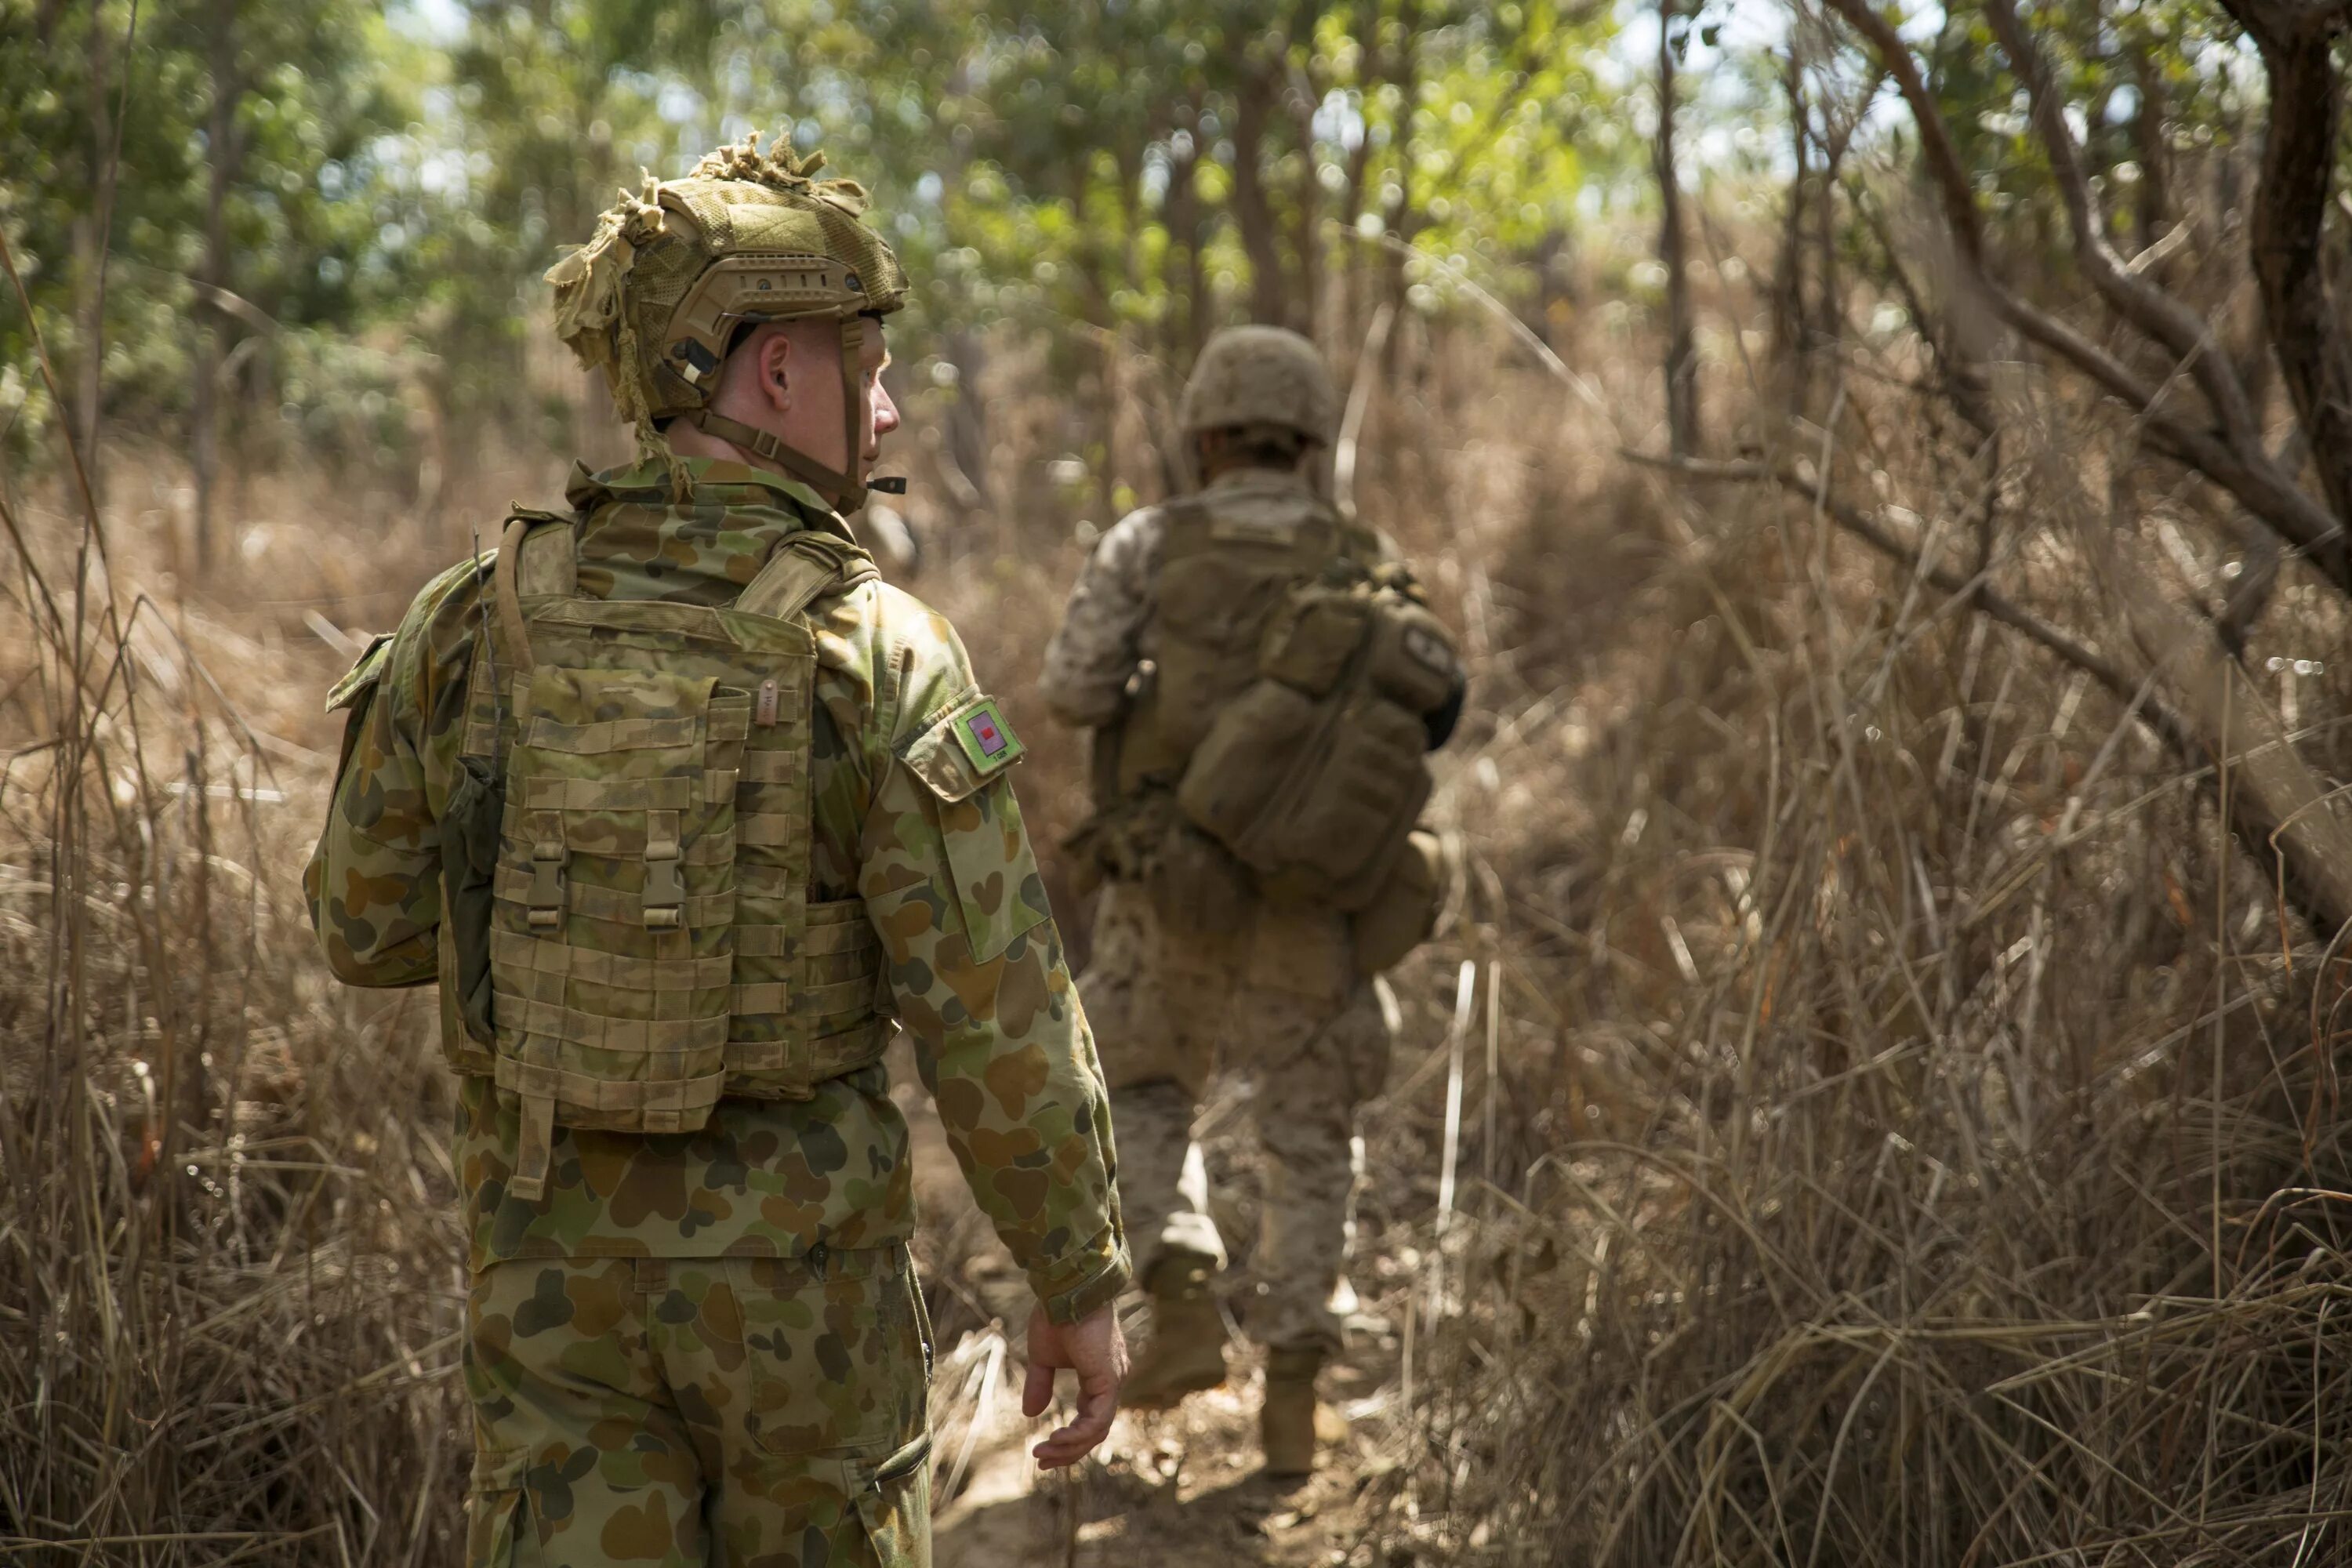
[1328,318,2352,1559]
[0,413,500,1560]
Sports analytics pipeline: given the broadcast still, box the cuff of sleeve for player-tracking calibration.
[1037,1234,1134,1325]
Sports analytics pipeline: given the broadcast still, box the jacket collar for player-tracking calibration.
[564,456,858,543]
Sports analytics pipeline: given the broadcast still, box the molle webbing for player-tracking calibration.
[1112,492,1376,796]
[459,514,891,1199]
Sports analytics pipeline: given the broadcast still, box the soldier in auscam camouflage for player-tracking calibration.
[308,135,1128,1567]
[1039,326,1462,1479]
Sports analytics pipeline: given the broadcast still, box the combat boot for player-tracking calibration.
[1123,1254,1229,1410]
[1260,1345,1324,1477]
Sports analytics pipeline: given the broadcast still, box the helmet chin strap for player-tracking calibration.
[686,314,905,510]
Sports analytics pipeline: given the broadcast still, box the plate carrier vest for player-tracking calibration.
[440,513,894,1199]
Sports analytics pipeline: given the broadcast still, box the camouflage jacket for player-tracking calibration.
[1037,467,1396,728]
[307,457,1129,1323]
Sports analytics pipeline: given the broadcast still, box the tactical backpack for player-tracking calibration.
[1178,564,1459,910]
[437,513,893,1199]
[1103,485,1461,932]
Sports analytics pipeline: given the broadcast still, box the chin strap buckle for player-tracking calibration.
[868,476,907,495]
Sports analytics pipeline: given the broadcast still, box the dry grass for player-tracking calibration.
[1329,328,2352,1562]
[0,463,475,1561]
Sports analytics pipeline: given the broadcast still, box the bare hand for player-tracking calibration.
[1023,1302,1127,1470]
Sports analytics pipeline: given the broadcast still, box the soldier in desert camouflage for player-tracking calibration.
[307,136,1128,1566]
[1040,326,1462,1477]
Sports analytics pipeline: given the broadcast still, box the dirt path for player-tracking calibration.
[933,1359,1394,1568]
[898,1058,1406,1566]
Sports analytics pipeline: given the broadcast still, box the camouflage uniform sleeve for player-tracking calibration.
[1036,506,1163,729]
[858,589,1131,1323]
[303,558,486,986]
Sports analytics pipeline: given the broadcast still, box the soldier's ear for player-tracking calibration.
[753,328,794,414]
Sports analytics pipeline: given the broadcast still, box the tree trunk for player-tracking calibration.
[1655,0,1700,459]
[192,0,242,572]
[1770,44,1812,416]
[1377,0,1423,369]
[2220,0,2352,542]
[1288,64,1324,340]
[2128,45,2170,257]
[71,2,118,506]
[1337,2,1382,345]
[1231,61,1293,328]
[1163,109,1210,368]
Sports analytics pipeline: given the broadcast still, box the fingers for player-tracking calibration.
[1021,1356,1055,1421]
[1025,1306,1126,1469]
[1031,1375,1119,1470]
[1031,1430,1088,1470]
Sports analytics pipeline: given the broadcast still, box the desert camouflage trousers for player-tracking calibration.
[1080,882,1392,1354]
[463,1247,933,1567]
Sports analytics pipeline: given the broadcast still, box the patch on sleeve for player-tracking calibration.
[325,633,395,714]
[902,691,1027,803]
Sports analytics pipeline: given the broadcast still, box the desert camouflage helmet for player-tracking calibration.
[1177,325,1338,445]
[544,134,909,508]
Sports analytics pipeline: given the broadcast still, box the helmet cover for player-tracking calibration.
[1178,325,1339,445]
[545,136,908,433]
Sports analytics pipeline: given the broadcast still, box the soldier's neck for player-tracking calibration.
[1200,459,1306,487]
[666,416,763,468]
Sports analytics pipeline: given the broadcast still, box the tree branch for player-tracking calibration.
[1644,450,2352,937]
[2218,0,2352,539]
[1980,0,2267,452]
[1819,0,2350,593]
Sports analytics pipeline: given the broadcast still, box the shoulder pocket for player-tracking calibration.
[325,633,395,779]
[899,691,1025,804]
[326,633,394,713]
[898,697,1050,965]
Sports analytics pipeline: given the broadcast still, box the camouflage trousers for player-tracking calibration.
[463,1247,933,1567]
[1080,882,1392,1354]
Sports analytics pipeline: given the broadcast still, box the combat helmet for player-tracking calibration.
[1177,325,1339,447]
[544,134,909,510]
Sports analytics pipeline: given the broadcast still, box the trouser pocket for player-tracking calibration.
[465,1446,530,1567]
[853,1432,933,1567]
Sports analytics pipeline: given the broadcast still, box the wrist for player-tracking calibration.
[1041,1247,1132,1325]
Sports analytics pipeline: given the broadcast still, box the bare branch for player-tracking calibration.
[1980,0,2267,452]
[1643,452,2157,713]
[1819,0,2351,591]
[1646,449,2352,936]
[2217,0,2352,538]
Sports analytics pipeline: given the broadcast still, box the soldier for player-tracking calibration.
[1039,325,1461,1477]
[307,135,1129,1566]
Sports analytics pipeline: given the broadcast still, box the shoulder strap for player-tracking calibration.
[1156,495,1216,564]
[735,529,879,622]
[514,510,578,597]
[489,512,577,677]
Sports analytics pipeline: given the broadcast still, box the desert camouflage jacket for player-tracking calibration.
[307,456,1129,1323]
[1037,466,1396,728]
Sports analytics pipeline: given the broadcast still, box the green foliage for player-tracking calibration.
[2,0,1657,480]
[0,0,423,468]
[7,0,2289,486]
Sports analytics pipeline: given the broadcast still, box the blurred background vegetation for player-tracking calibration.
[13,0,2352,1563]
[2,0,1673,547]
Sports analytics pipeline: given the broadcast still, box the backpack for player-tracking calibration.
[437,513,893,1199]
[1177,562,1461,911]
[1102,485,1461,917]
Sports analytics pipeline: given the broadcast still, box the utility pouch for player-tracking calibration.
[1350,827,1449,975]
[1258,586,1370,697]
[1176,575,1457,913]
[1362,598,1460,714]
[441,753,505,1046]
